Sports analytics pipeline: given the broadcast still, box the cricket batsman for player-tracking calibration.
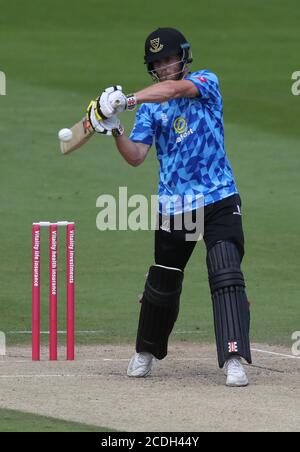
[87,27,252,386]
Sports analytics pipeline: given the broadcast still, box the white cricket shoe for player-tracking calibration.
[127,352,154,377]
[225,357,249,387]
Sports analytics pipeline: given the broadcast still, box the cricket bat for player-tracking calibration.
[60,117,95,155]
[60,98,122,155]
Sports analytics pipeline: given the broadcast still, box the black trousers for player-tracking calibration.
[155,194,245,269]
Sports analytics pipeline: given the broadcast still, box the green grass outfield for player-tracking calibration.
[0,0,299,348]
[0,408,116,432]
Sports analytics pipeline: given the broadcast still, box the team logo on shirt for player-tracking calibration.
[174,117,188,133]
[150,38,164,53]
[174,117,193,143]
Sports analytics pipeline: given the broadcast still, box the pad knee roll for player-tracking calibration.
[207,241,252,368]
[136,265,184,360]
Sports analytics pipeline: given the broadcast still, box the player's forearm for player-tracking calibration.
[134,80,196,103]
[114,134,144,167]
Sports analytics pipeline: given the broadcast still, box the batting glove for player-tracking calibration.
[87,100,124,136]
[97,86,124,118]
[108,90,137,112]
[99,86,137,116]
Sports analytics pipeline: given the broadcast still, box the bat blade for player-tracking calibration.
[60,118,94,155]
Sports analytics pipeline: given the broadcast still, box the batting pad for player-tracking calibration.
[207,241,252,368]
[136,265,183,360]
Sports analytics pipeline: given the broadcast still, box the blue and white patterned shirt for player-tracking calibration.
[130,70,238,215]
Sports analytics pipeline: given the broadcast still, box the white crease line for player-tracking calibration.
[7,331,106,335]
[1,349,299,363]
[102,358,129,361]
[2,351,300,363]
[101,358,212,362]
[7,330,203,335]
[0,351,299,378]
[0,357,214,364]
[0,361,30,364]
[251,348,300,360]
[0,374,101,379]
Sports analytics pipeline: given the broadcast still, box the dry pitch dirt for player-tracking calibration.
[0,343,299,432]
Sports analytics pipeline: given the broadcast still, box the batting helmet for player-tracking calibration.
[144,27,193,80]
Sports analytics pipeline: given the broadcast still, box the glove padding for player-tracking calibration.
[97,85,126,119]
[87,100,124,136]
[99,87,137,116]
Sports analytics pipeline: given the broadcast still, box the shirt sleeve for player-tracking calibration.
[129,104,155,146]
[186,71,221,104]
